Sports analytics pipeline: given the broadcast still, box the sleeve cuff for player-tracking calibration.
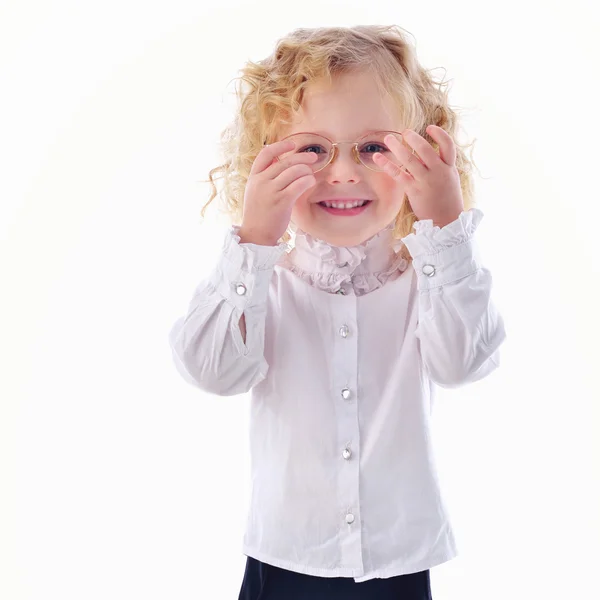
[401,208,485,290]
[208,225,289,310]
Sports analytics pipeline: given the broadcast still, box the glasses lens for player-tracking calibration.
[279,133,332,172]
[357,131,408,171]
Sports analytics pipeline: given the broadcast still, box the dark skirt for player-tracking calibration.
[238,556,433,600]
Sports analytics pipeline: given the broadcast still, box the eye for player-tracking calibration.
[299,145,327,154]
[360,142,388,154]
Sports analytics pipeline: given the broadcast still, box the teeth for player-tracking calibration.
[322,200,368,209]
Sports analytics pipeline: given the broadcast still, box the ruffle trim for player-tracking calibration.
[400,208,484,257]
[280,251,408,296]
[223,225,289,272]
[278,222,409,296]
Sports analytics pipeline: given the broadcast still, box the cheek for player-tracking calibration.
[372,174,405,206]
[290,191,313,225]
[379,173,403,193]
[291,188,314,213]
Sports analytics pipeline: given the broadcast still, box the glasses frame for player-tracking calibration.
[276,130,415,173]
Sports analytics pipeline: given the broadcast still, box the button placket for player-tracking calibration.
[333,293,363,568]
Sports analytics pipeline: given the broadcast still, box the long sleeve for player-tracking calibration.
[168,226,288,396]
[400,207,506,388]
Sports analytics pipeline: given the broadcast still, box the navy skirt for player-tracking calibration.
[238,556,433,600]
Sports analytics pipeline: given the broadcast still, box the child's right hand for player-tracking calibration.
[237,140,318,246]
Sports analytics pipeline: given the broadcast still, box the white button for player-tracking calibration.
[339,325,349,338]
[422,264,435,277]
[235,283,247,295]
[342,448,352,460]
[346,513,355,524]
[341,387,351,400]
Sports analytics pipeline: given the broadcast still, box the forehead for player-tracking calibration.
[281,70,401,139]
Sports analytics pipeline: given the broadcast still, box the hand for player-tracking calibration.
[238,140,318,246]
[373,125,464,228]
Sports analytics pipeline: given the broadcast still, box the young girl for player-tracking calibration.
[169,24,506,600]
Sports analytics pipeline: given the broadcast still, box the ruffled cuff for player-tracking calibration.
[401,208,485,290]
[209,225,289,310]
[401,208,484,256]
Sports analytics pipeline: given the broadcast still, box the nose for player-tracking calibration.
[323,144,362,184]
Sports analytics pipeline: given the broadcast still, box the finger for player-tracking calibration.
[400,129,439,169]
[383,134,427,177]
[279,172,317,199]
[426,125,456,166]
[273,163,316,192]
[250,140,296,175]
[374,152,415,182]
[264,150,318,180]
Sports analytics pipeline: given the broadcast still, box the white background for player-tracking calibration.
[1,1,599,598]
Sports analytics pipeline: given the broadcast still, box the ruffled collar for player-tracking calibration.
[278,221,409,296]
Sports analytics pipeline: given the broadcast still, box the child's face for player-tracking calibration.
[279,70,407,247]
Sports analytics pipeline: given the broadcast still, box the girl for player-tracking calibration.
[168,24,506,600]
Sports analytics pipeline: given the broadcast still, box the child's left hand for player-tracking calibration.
[373,125,464,229]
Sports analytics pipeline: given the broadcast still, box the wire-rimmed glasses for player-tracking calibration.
[275,130,417,173]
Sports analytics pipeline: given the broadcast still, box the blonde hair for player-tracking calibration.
[199,24,479,261]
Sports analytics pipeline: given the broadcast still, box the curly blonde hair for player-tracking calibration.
[199,24,478,261]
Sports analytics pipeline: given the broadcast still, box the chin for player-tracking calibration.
[304,227,377,248]
[292,199,397,247]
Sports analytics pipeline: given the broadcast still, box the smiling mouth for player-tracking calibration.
[318,199,372,210]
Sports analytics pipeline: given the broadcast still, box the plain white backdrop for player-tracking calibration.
[1,1,599,598]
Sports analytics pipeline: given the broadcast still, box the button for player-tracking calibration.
[339,325,349,338]
[346,513,355,524]
[235,283,247,295]
[342,448,352,460]
[341,387,351,400]
[422,264,435,277]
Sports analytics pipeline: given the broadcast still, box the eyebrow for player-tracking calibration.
[311,128,391,139]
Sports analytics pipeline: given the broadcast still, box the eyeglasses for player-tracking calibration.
[275,130,415,173]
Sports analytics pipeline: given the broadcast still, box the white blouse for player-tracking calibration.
[168,207,506,582]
